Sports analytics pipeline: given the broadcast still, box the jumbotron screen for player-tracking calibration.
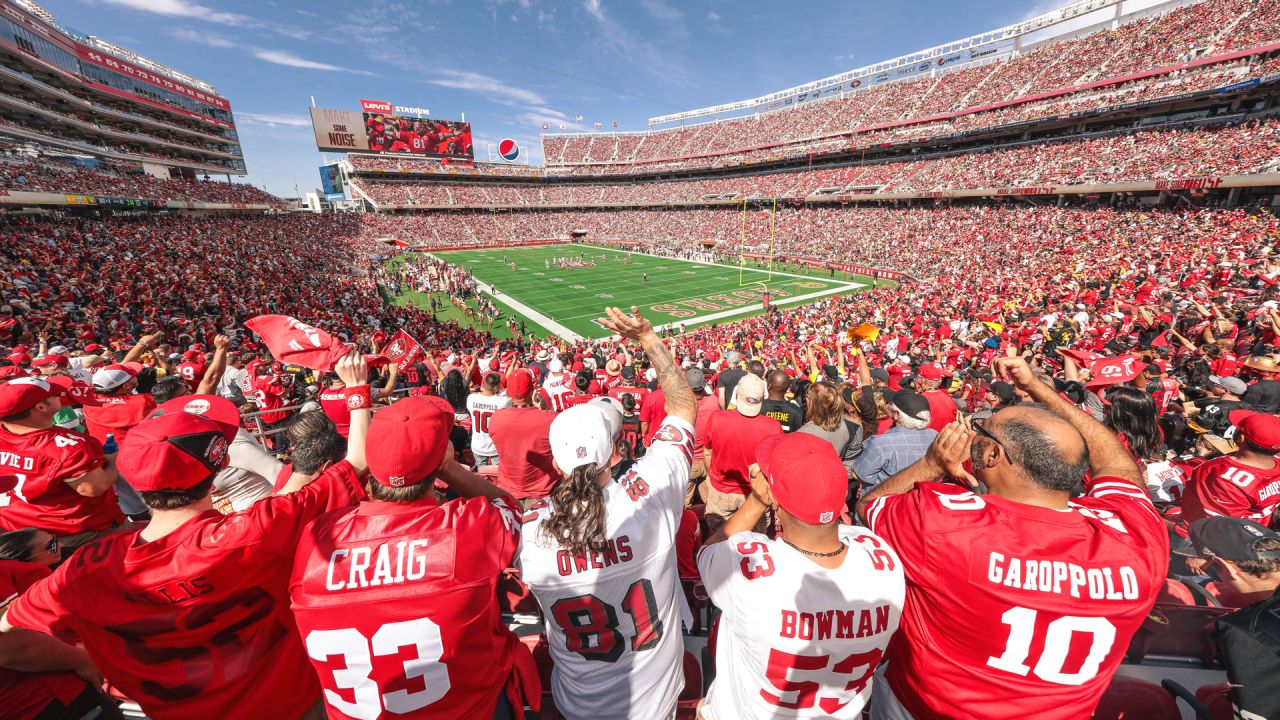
[363,114,473,158]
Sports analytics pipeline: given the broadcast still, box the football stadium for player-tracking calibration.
[2,0,1280,718]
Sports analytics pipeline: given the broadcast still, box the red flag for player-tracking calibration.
[1085,355,1148,389]
[1059,348,1102,367]
[1150,331,1169,348]
[381,330,423,367]
[244,315,350,371]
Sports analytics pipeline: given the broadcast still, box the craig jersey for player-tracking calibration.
[697,525,904,720]
[518,416,694,720]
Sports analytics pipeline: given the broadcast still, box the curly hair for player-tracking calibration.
[540,463,608,556]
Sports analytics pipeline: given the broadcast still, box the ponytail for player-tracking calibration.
[540,463,608,556]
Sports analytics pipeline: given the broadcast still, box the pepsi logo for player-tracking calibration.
[498,138,520,161]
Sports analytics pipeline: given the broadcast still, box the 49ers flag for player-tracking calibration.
[381,330,423,367]
[244,315,351,371]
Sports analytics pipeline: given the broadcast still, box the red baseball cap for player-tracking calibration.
[507,369,535,399]
[0,365,29,381]
[0,377,65,417]
[917,364,943,381]
[118,412,238,492]
[31,354,68,368]
[756,433,846,525]
[45,375,101,408]
[5,353,29,366]
[366,396,454,488]
[83,344,104,353]
[1228,410,1280,452]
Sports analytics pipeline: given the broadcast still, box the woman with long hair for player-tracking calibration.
[519,308,697,720]
[1104,384,1183,502]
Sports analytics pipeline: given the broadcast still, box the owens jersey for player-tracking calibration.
[0,424,120,534]
[697,526,904,720]
[518,416,694,720]
[4,462,366,720]
[290,496,522,720]
[864,477,1168,719]
[1181,455,1280,525]
[466,393,512,457]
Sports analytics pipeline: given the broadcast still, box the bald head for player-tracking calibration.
[980,404,1089,494]
[766,370,791,399]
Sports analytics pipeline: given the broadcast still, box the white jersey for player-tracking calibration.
[697,525,905,720]
[541,374,574,413]
[466,392,512,457]
[519,416,694,720]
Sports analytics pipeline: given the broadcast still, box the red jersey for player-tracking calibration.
[253,375,289,424]
[318,387,352,438]
[922,389,958,432]
[639,388,665,445]
[0,560,89,720]
[82,393,157,445]
[0,424,120,534]
[607,385,650,409]
[290,495,524,720]
[1181,455,1280,525]
[4,462,366,720]
[703,409,783,495]
[176,362,203,391]
[864,477,1168,719]
[488,406,557,500]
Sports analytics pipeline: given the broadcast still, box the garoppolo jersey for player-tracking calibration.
[519,416,694,720]
[1181,455,1280,525]
[864,477,1168,719]
[466,393,512,457]
[696,526,904,720]
[4,462,366,720]
[0,424,120,534]
[290,495,522,720]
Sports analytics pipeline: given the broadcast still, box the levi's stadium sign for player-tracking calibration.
[360,99,429,117]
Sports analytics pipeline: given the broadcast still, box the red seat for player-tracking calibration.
[1195,681,1233,720]
[1128,603,1230,664]
[1157,578,1196,606]
[678,650,703,702]
[1090,676,1180,719]
[498,569,541,615]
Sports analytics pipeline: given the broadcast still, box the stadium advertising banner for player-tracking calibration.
[310,108,371,152]
[363,114,474,159]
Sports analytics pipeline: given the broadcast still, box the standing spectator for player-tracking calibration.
[1189,517,1280,720]
[489,369,557,506]
[85,363,156,520]
[215,353,247,405]
[761,369,804,432]
[468,371,513,467]
[317,363,398,439]
[1182,410,1280,525]
[701,373,783,534]
[970,381,1018,421]
[698,433,904,719]
[0,353,372,720]
[858,356,1168,720]
[290,396,536,720]
[520,306,696,720]
[852,391,936,492]
[0,378,122,548]
[913,364,958,431]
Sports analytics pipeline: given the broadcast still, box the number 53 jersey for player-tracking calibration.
[696,526,905,720]
[863,478,1169,720]
[519,416,695,720]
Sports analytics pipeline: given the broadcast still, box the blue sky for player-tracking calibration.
[45,0,1078,196]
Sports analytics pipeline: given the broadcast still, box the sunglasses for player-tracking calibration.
[28,535,57,562]
[971,417,1012,463]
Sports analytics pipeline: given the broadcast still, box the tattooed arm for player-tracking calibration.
[600,306,696,425]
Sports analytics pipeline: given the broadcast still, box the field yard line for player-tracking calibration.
[588,281,866,333]
[423,254,583,341]
[588,245,846,283]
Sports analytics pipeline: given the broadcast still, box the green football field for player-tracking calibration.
[391,244,874,340]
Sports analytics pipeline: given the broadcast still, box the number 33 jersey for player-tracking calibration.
[696,526,905,720]
[864,478,1169,720]
[518,416,695,720]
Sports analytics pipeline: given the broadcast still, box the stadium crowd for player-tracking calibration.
[0,192,1277,718]
[0,158,282,206]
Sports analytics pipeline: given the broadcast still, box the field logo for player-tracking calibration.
[498,138,520,161]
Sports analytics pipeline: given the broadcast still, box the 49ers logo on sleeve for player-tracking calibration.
[652,424,687,444]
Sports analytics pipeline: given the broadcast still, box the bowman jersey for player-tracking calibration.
[696,526,904,720]
[4,462,366,720]
[864,477,1168,719]
[0,423,120,534]
[466,393,512,458]
[1181,455,1280,525]
[290,495,524,720]
[518,416,694,720]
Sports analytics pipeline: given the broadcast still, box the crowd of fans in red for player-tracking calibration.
[0,158,282,206]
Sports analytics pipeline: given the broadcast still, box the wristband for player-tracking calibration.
[344,385,372,410]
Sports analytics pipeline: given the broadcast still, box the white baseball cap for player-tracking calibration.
[734,373,766,417]
[549,404,614,474]
[589,396,623,438]
[548,358,564,373]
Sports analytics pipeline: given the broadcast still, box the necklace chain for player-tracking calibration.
[782,537,848,558]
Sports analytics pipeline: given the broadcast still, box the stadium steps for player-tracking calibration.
[582,135,597,163]
[903,76,945,119]
[629,134,647,163]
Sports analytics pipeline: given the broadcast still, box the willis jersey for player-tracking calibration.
[864,477,1168,719]
[519,416,694,720]
[697,525,904,719]
[290,495,523,720]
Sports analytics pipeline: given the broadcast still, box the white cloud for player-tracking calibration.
[96,0,249,25]
[252,49,375,75]
[430,69,548,107]
[639,0,683,21]
[578,0,688,83]
[238,112,313,127]
[166,28,236,48]
[707,10,721,21]
[582,0,605,23]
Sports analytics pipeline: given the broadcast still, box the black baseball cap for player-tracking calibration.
[1189,517,1280,562]
[889,390,930,422]
[1241,379,1280,414]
